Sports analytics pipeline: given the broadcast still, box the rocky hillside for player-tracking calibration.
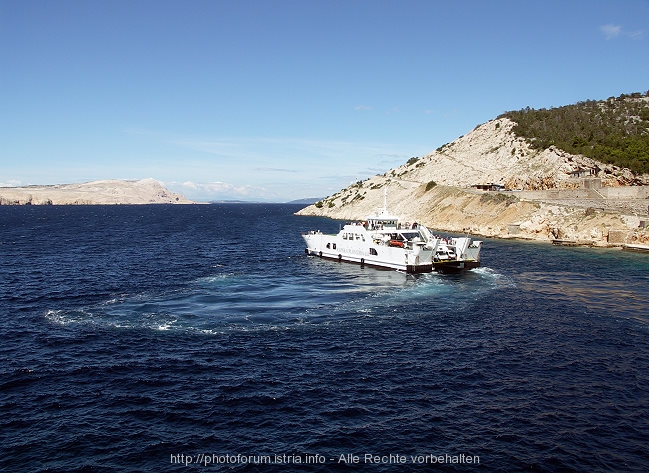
[386,117,648,191]
[297,115,649,247]
[0,178,194,205]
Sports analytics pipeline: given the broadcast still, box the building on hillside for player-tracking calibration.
[569,167,597,178]
[471,183,506,191]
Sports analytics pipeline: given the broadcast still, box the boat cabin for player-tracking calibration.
[366,214,399,230]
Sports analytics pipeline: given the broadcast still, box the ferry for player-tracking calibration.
[302,196,482,273]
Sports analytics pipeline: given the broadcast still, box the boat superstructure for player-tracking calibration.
[302,194,482,273]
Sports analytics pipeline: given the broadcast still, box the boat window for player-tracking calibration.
[332,243,336,249]
[370,248,378,256]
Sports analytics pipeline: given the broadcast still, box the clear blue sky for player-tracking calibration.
[2,0,648,202]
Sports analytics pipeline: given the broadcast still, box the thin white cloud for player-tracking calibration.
[151,132,420,201]
[0,179,22,187]
[627,29,644,40]
[171,138,261,160]
[169,135,407,167]
[178,181,260,196]
[354,105,373,111]
[600,24,644,40]
[255,167,298,173]
[601,24,621,39]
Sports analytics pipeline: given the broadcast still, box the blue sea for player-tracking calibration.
[2,204,649,472]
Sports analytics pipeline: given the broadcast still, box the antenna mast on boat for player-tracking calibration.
[383,187,388,212]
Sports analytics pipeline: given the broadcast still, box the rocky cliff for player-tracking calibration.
[0,178,194,205]
[297,118,649,247]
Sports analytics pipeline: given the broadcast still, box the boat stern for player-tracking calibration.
[433,237,482,272]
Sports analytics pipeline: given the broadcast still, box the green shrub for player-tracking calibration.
[499,91,649,175]
[479,192,518,206]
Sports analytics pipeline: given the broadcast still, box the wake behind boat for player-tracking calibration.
[302,194,482,273]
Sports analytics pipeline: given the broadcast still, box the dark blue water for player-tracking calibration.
[2,204,648,472]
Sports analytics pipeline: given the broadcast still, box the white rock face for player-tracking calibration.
[0,178,195,205]
[396,118,647,190]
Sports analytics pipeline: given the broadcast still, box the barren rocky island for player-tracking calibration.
[0,178,194,205]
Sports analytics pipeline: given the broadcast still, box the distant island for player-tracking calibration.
[298,91,649,248]
[286,197,323,205]
[0,178,195,205]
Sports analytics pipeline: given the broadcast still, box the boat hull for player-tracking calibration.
[304,247,434,273]
[433,259,481,273]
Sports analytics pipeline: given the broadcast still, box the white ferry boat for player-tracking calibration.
[302,196,482,273]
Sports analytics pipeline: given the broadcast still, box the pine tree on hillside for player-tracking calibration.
[499,91,649,174]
